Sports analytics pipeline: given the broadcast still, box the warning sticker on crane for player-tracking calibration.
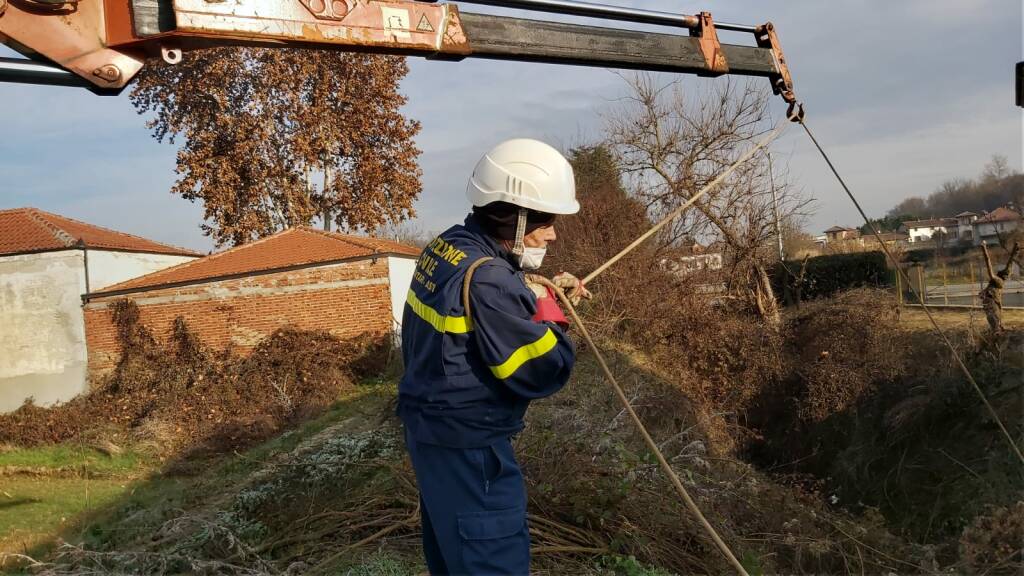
[416,14,434,33]
[381,7,411,39]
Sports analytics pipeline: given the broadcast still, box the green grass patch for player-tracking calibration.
[0,444,151,477]
[0,477,130,555]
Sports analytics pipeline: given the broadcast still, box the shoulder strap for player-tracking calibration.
[461,256,494,331]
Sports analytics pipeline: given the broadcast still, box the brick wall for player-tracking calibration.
[84,258,392,379]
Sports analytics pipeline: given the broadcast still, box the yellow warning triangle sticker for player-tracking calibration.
[416,13,434,32]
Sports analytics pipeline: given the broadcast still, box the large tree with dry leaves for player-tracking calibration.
[131,48,422,247]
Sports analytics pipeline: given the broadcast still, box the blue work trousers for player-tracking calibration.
[403,426,530,575]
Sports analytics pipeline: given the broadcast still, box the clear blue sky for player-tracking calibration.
[1,0,1021,252]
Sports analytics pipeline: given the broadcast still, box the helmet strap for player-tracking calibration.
[512,208,527,257]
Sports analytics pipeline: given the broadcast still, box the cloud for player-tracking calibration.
[3,1,1020,246]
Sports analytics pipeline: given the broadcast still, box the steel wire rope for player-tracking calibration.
[796,118,1024,466]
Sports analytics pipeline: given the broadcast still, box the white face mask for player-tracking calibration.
[519,246,547,270]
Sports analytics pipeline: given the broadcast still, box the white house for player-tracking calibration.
[0,208,200,412]
[902,218,955,243]
[662,242,724,276]
[950,211,979,244]
[973,207,1022,246]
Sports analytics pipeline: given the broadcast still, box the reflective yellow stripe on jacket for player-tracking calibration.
[406,289,471,334]
[489,328,558,380]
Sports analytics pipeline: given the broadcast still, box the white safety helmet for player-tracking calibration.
[466,138,579,215]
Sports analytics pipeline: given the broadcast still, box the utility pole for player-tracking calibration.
[767,151,785,262]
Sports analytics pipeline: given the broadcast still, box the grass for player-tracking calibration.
[897,307,1024,331]
[0,385,396,573]
[0,445,151,477]
[212,384,393,482]
[0,477,130,557]
[0,443,157,561]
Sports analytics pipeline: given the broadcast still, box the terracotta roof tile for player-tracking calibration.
[98,227,420,293]
[0,208,200,257]
[975,207,1022,223]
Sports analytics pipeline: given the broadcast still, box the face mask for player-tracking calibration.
[519,246,547,270]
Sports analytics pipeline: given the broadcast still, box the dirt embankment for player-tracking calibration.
[6,291,1022,575]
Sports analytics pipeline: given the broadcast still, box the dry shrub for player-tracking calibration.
[783,288,906,421]
[0,299,390,455]
[520,347,925,575]
[654,304,783,414]
[546,145,785,454]
[542,145,675,341]
[958,501,1024,574]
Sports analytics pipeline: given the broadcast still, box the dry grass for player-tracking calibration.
[897,306,1024,331]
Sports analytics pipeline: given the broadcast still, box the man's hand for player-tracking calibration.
[552,272,592,307]
[525,276,569,327]
[525,279,548,300]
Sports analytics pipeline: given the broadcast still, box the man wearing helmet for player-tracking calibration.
[398,139,589,575]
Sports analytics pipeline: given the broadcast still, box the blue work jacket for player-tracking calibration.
[397,215,576,448]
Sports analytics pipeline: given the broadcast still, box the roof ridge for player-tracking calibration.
[30,208,201,256]
[303,227,382,253]
[25,208,76,248]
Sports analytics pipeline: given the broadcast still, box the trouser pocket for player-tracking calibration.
[457,507,529,576]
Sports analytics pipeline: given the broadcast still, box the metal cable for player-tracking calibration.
[797,118,1024,466]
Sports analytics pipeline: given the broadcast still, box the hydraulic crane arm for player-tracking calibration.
[0,0,796,107]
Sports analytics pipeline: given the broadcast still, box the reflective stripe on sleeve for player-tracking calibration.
[406,289,471,334]
[489,328,558,380]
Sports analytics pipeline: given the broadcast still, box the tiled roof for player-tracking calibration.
[824,225,857,233]
[975,207,1022,224]
[96,227,420,294]
[0,207,200,257]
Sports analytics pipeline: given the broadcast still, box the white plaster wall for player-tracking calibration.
[974,221,1019,244]
[387,256,417,335]
[0,250,88,412]
[909,226,943,243]
[87,250,198,291]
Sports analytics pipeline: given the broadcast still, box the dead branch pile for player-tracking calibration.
[518,348,926,575]
[781,288,908,421]
[0,299,390,453]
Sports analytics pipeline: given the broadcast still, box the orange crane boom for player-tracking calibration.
[0,0,796,109]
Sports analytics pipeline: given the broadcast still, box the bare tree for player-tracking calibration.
[605,75,809,326]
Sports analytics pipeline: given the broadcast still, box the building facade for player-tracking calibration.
[0,208,199,412]
[902,218,955,243]
[83,228,418,379]
[973,207,1021,245]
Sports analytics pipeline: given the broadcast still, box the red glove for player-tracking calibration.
[532,286,569,328]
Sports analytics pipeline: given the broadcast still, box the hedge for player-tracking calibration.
[773,251,893,303]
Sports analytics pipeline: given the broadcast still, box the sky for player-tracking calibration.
[1,0,1022,253]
